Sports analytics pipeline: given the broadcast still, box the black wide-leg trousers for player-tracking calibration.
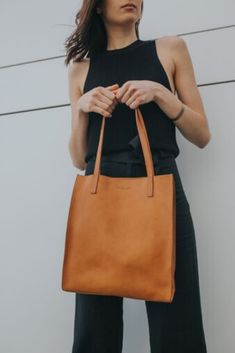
[71,150,208,353]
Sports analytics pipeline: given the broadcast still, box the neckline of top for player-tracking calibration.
[104,38,143,54]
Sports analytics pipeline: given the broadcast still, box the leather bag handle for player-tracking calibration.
[90,106,155,197]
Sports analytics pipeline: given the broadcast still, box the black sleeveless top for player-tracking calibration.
[83,38,180,163]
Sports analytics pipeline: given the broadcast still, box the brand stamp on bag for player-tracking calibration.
[115,185,131,189]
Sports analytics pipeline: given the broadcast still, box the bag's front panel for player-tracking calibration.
[62,163,175,302]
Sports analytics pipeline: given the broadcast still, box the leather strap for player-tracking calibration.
[91,107,155,197]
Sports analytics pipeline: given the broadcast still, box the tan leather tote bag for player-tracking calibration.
[61,107,176,302]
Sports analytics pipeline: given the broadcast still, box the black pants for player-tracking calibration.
[71,150,208,353]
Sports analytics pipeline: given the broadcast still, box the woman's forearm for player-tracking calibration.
[153,83,211,148]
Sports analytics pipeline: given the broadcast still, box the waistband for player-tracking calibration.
[87,150,175,164]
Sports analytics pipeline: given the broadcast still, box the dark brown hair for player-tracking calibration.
[64,0,143,66]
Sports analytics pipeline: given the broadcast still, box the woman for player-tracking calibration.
[64,1,211,352]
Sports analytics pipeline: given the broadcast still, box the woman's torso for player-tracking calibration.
[80,38,180,163]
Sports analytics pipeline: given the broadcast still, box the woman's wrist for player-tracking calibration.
[170,103,185,123]
[153,84,186,123]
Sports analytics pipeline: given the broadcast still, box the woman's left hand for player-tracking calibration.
[114,80,162,109]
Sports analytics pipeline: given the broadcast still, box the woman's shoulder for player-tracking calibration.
[151,35,189,61]
[68,57,90,75]
[151,34,185,45]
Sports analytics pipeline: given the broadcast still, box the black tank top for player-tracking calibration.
[83,38,180,163]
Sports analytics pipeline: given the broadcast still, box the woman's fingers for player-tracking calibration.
[91,84,119,117]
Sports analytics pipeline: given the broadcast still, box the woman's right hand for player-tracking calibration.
[77,84,119,118]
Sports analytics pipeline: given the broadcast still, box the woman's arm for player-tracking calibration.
[67,60,89,171]
[67,60,119,170]
[153,36,211,148]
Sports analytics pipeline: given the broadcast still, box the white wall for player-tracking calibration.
[0,1,235,352]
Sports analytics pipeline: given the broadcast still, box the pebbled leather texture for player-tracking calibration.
[61,108,177,302]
